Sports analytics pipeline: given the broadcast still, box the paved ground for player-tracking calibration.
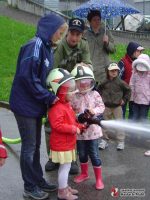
[0,2,150,200]
[0,107,150,200]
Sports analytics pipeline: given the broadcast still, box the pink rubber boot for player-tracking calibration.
[93,166,104,190]
[74,162,89,183]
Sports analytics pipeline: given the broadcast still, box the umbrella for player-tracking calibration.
[73,0,140,19]
[73,0,140,33]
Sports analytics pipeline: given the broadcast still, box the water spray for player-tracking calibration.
[78,109,150,138]
[101,120,150,137]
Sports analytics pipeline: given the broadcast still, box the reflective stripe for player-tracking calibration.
[34,37,42,58]
[0,144,6,150]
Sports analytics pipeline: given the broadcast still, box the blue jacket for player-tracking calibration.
[9,14,65,117]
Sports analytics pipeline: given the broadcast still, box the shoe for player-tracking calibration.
[67,186,78,195]
[38,181,57,192]
[58,187,78,200]
[23,187,49,200]
[98,139,108,150]
[69,161,79,175]
[144,150,150,156]
[45,159,59,171]
[117,142,125,150]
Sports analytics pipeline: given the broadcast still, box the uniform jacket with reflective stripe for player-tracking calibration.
[9,14,65,117]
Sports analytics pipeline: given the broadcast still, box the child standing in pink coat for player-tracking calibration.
[130,54,150,157]
[130,53,150,121]
[71,64,105,190]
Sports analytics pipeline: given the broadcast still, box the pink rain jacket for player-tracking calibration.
[130,71,150,105]
[71,90,105,140]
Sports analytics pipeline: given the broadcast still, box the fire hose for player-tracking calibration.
[2,109,102,144]
[2,117,47,144]
[3,109,149,144]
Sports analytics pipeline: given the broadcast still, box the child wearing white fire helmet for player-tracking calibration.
[71,64,105,190]
[129,54,150,157]
[46,68,86,200]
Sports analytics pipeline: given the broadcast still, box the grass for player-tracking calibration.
[0,16,35,101]
[111,43,150,61]
[0,15,150,107]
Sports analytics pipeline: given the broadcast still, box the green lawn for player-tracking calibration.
[0,16,35,101]
[0,15,150,107]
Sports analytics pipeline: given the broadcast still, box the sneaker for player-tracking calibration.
[69,161,79,175]
[23,187,49,200]
[98,139,108,150]
[45,159,59,171]
[144,150,150,156]
[117,142,125,150]
[38,181,57,192]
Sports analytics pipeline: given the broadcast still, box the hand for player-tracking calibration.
[80,63,93,71]
[76,127,81,135]
[88,108,95,115]
[0,158,6,167]
[84,109,94,119]
[120,99,125,106]
[103,34,109,45]
[78,124,87,135]
[52,97,59,105]
[79,62,89,67]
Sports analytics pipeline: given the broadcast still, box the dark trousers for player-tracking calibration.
[14,113,45,191]
[132,103,149,121]
[122,101,134,119]
[77,139,101,167]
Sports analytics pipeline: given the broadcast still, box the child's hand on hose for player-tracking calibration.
[77,124,87,134]
[84,109,95,119]
[76,127,81,135]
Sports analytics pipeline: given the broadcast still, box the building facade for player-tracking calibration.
[45,0,150,15]
[125,0,150,15]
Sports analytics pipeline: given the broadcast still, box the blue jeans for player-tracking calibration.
[14,113,45,191]
[132,103,149,121]
[77,139,101,167]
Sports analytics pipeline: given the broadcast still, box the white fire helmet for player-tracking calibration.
[46,68,76,95]
[71,63,95,93]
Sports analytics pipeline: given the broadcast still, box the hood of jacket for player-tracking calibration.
[36,13,65,45]
[127,42,143,58]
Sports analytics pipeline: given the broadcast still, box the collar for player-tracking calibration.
[62,37,80,55]
[89,27,100,35]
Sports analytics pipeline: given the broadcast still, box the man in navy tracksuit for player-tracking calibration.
[9,14,67,200]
